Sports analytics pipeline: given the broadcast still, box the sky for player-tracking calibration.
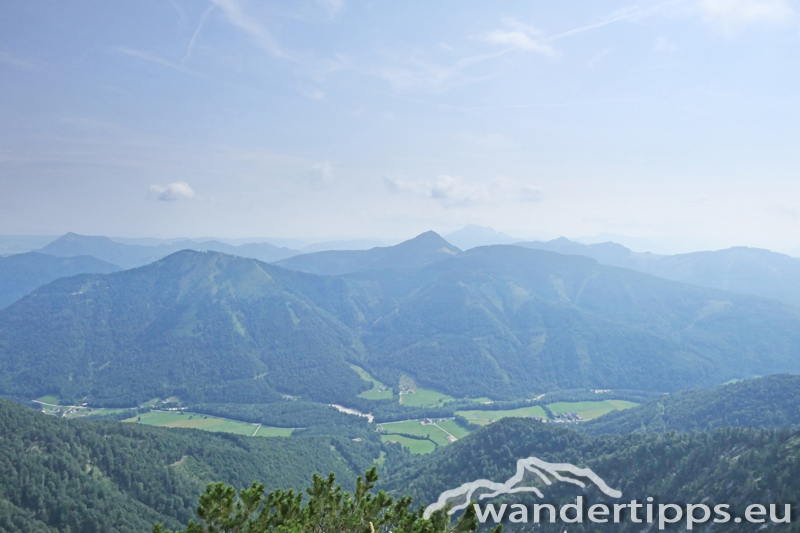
[0,0,799,252]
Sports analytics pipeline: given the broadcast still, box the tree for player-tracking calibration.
[153,466,500,533]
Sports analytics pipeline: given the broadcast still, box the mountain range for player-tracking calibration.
[519,237,800,307]
[3,233,800,407]
[273,231,461,275]
[37,232,301,269]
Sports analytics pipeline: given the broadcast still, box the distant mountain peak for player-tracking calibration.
[399,231,459,250]
[274,231,460,275]
[444,225,522,250]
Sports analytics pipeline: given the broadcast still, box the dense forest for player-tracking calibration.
[580,374,800,436]
[380,418,800,532]
[0,400,379,533]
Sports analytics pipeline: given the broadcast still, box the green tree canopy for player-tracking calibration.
[154,466,500,533]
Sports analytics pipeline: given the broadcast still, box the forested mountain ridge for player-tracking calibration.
[0,250,368,406]
[37,232,300,268]
[380,417,800,532]
[0,399,376,533]
[518,237,800,307]
[580,374,800,436]
[343,245,800,397]
[273,231,461,275]
[0,252,121,309]
[3,242,800,406]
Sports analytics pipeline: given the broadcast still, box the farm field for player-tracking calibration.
[350,364,394,400]
[255,426,294,437]
[36,395,62,405]
[399,387,454,407]
[456,405,547,421]
[380,419,452,446]
[546,400,638,420]
[436,419,470,439]
[380,434,437,454]
[124,411,288,438]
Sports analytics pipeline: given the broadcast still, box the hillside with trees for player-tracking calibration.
[580,374,800,436]
[381,417,800,532]
[0,399,378,533]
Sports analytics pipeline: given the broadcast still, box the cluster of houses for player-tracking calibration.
[550,411,582,423]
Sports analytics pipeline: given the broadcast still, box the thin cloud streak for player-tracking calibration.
[0,51,36,70]
[115,47,213,80]
[182,4,217,64]
[211,0,292,60]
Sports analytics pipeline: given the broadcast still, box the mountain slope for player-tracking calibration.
[346,245,800,398]
[0,250,367,405]
[518,238,800,307]
[0,252,121,309]
[0,399,371,533]
[274,231,461,275]
[580,374,800,436]
[38,232,301,268]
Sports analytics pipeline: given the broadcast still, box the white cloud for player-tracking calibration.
[385,174,543,207]
[298,85,325,100]
[700,0,796,29]
[480,30,556,56]
[149,182,195,201]
[317,0,344,17]
[311,161,334,182]
[520,185,545,203]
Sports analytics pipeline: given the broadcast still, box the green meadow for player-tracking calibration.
[350,364,394,400]
[124,411,290,438]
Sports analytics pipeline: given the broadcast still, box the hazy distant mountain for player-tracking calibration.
[444,224,523,250]
[581,374,800,436]
[5,243,800,406]
[0,235,58,255]
[38,232,301,268]
[0,252,121,309]
[574,232,715,255]
[301,239,396,253]
[518,238,800,307]
[274,231,461,275]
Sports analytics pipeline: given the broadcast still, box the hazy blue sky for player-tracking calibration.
[1,0,799,251]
